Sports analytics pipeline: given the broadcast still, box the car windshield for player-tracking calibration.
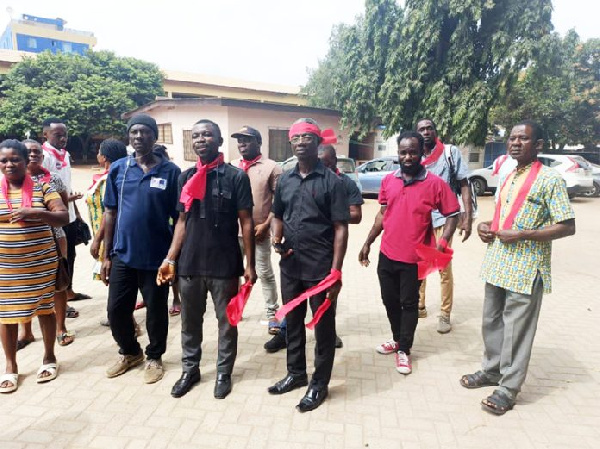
[337,159,355,173]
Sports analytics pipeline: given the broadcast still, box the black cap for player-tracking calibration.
[231,125,262,145]
[126,114,158,140]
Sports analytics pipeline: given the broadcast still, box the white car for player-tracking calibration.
[469,154,593,197]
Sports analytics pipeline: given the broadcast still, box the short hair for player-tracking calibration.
[292,117,319,126]
[318,144,337,158]
[194,119,222,140]
[415,118,437,132]
[397,131,425,153]
[0,139,29,163]
[21,138,42,148]
[513,120,544,142]
[42,117,65,129]
[99,138,128,163]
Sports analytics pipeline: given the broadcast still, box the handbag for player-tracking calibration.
[53,235,70,293]
[74,217,92,246]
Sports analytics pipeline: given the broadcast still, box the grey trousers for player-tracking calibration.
[481,274,544,400]
[239,236,279,318]
[179,275,239,375]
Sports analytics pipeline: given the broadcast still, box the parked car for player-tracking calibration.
[580,163,600,197]
[468,154,594,198]
[356,156,400,195]
[279,155,362,192]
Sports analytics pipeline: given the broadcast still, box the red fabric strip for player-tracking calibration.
[421,139,445,166]
[1,174,34,213]
[275,269,342,324]
[42,142,67,164]
[226,280,254,326]
[415,243,454,280]
[238,154,262,172]
[88,170,108,190]
[320,129,338,145]
[492,155,509,176]
[180,153,224,212]
[306,298,332,330]
[288,123,321,139]
[491,161,542,232]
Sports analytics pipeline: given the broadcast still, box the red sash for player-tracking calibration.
[275,269,342,329]
[42,142,68,169]
[226,280,254,326]
[421,139,445,166]
[238,154,262,172]
[492,155,509,176]
[491,161,542,232]
[1,174,34,212]
[35,167,52,184]
[415,243,454,280]
[88,170,109,190]
[179,153,224,212]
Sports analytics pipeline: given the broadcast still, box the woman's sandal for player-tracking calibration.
[460,371,499,389]
[481,390,514,415]
[56,331,75,346]
[37,363,59,383]
[169,305,181,317]
[0,373,18,393]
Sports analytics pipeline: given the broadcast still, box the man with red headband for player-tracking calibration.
[268,118,349,412]
[231,126,282,336]
[157,119,256,400]
[416,118,473,334]
[461,120,575,416]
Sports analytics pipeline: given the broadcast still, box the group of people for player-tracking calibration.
[0,112,575,416]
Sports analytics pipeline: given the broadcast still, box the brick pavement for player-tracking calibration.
[1,166,598,448]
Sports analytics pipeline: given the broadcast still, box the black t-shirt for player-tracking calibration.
[177,163,253,278]
[272,160,350,281]
[339,173,364,206]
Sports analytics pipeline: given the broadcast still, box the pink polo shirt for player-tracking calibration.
[379,169,460,263]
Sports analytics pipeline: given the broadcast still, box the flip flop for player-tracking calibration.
[69,293,92,301]
[37,363,59,384]
[56,331,75,346]
[134,301,146,310]
[481,390,514,416]
[0,373,18,393]
[66,306,79,319]
[169,305,181,317]
[17,338,35,351]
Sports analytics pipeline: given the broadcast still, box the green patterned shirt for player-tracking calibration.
[481,164,575,294]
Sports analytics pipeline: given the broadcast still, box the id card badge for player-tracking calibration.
[150,177,167,190]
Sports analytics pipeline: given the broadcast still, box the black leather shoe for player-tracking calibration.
[171,370,201,398]
[264,332,286,353]
[297,385,328,412]
[335,335,343,348]
[214,373,232,399]
[268,373,308,395]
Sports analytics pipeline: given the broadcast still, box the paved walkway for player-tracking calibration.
[1,166,599,448]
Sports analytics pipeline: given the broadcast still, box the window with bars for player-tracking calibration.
[268,129,292,162]
[183,129,195,161]
[157,123,173,144]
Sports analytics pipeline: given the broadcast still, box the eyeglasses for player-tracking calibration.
[290,134,315,144]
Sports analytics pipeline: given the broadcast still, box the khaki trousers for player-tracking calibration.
[418,226,453,317]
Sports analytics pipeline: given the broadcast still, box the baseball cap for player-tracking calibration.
[231,125,262,144]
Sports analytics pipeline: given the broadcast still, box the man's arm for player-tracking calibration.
[100,208,116,285]
[327,220,348,300]
[496,219,575,244]
[359,205,387,267]
[458,178,473,241]
[239,209,257,284]
[156,212,187,285]
[438,215,459,251]
[349,205,362,224]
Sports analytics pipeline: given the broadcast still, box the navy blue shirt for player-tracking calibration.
[272,160,350,281]
[104,154,181,270]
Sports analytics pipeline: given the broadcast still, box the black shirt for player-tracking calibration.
[177,163,253,278]
[272,160,350,281]
[339,173,364,206]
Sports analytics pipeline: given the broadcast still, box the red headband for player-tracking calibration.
[288,123,338,145]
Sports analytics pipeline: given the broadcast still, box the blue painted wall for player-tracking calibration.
[15,33,89,55]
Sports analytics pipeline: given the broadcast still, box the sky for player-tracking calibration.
[0,0,598,88]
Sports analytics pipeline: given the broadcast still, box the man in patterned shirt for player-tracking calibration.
[460,120,575,415]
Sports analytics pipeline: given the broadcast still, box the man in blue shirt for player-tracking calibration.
[101,114,181,384]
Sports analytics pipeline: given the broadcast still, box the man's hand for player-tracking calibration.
[477,221,495,244]
[69,192,83,202]
[90,238,101,259]
[495,229,523,244]
[254,222,270,243]
[359,243,371,267]
[244,266,257,284]
[100,259,112,286]
[458,213,473,242]
[156,261,176,286]
[327,279,342,301]
[273,241,293,259]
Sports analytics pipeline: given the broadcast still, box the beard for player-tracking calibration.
[401,162,423,176]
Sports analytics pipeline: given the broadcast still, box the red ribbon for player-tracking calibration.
[238,154,262,172]
[320,129,337,145]
[288,123,337,144]
[334,168,341,176]
[35,167,52,184]
[226,280,254,326]
[1,174,34,212]
[415,243,454,280]
[88,170,108,190]
[421,138,445,166]
[42,142,67,165]
[490,161,542,232]
[275,269,342,328]
[180,153,224,212]
[492,154,509,176]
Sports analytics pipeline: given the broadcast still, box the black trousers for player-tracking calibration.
[63,221,78,290]
[281,272,336,388]
[107,256,169,360]
[377,252,421,355]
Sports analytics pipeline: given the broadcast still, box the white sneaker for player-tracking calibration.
[437,315,452,334]
[375,340,400,355]
[395,351,412,375]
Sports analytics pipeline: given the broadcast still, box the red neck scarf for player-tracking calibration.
[239,154,262,172]
[180,153,224,212]
[1,174,34,212]
[88,170,109,190]
[334,167,341,176]
[31,167,52,184]
[492,154,509,176]
[421,138,445,166]
[491,161,542,232]
[42,142,67,165]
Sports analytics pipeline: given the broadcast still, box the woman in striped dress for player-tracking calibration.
[0,140,69,393]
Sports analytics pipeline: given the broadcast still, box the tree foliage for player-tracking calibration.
[0,51,164,147]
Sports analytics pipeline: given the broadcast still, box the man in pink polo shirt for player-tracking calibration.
[359,131,460,375]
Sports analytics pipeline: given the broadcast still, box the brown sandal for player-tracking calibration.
[56,331,75,346]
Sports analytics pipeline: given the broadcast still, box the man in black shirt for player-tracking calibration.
[267,118,349,412]
[157,119,256,399]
